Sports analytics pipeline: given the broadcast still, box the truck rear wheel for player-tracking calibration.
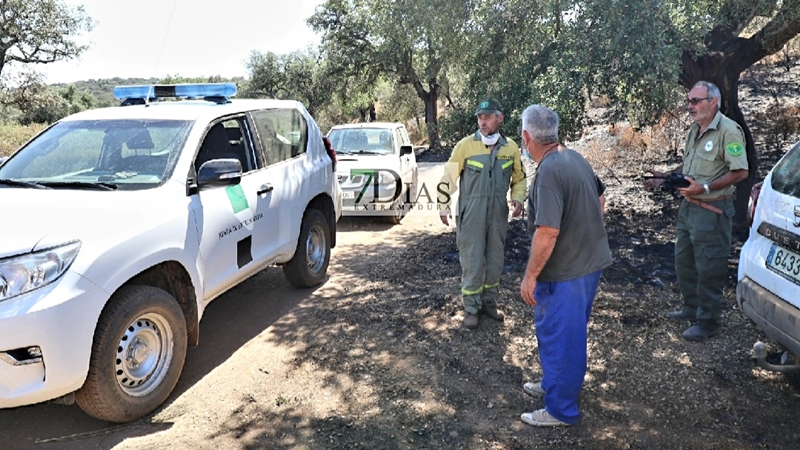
[283,209,331,287]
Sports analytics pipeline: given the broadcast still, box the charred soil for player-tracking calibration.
[286,65,800,449]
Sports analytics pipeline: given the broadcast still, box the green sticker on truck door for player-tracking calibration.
[226,185,248,213]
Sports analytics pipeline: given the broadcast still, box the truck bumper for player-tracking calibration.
[0,272,105,409]
[738,277,800,358]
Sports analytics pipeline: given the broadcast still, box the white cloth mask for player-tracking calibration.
[481,132,500,146]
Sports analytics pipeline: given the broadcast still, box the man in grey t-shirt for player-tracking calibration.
[518,105,612,427]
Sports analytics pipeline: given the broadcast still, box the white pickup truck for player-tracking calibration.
[0,83,341,422]
[327,122,418,224]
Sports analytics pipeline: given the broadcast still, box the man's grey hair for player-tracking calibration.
[521,104,559,144]
[693,81,721,105]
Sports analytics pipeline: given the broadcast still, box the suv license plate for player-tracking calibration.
[342,191,355,199]
[766,243,800,286]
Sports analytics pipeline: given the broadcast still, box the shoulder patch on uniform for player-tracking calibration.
[725,142,744,156]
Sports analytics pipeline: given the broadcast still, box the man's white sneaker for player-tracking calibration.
[520,408,570,427]
[523,381,545,398]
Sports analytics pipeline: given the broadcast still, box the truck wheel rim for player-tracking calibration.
[306,223,327,274]
[115,312,174,397]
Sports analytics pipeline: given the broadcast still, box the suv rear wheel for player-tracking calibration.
[283,209,331,287]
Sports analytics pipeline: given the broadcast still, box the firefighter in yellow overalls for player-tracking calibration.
[439,99,527,329]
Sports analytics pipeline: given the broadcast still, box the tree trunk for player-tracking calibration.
[423,88,440,149]
[409,76,441,149]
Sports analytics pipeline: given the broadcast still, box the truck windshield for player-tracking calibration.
[327,128,395,154]
[0,119,192,190]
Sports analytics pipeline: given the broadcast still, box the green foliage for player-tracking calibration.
[449,0,799,145]
[575,0,686,128]
[310,0,477,147]
[438,103,477,146]
[52,77,160,108]
[0,75,248,128]
[244,48,334,117]
[454,0,581,140]
[374,80,421,123]
[158,74,230,84]
[1,72,67,124]
[243,51,284,98]
[1,0,797,156]
[0,71,98,125]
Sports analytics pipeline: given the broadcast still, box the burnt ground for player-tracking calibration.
[272,186,800,450]
[358,63,800,449]
[318,186,799,450]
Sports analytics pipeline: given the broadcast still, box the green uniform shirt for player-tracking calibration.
[683,111,748,199]
[438,132,526,210]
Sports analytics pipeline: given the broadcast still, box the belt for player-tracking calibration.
[684,196,729,215]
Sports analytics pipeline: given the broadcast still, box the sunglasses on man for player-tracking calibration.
[687,97,711,105]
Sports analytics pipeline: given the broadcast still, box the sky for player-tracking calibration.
[34,0,324,84]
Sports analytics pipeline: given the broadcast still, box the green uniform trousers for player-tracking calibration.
[457,198,508,314]
[674,197,735,329]
[456,150,513,314]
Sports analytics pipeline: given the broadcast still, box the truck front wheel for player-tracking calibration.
[75,285,187,422]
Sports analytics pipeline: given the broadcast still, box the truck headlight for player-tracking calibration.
[0,241,81,301]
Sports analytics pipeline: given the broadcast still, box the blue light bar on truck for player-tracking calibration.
[113,83,237,105]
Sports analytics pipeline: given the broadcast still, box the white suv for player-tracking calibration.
[327,122,418,224]
[738,139,800,372]
[0,83,341,422]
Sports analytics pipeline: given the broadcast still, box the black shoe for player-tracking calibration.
[682,324,720,342]
[462,312,479,329]
[481,303,505,322]
[666,309,695,321]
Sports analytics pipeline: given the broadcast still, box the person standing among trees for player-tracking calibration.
[644,80,749,342]
[518,104,611,427]
[439,98,526,329]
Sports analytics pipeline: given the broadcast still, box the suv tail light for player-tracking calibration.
[323,136,337,172]
[747,181,763,227]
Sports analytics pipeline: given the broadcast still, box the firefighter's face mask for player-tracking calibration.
[480,132,500,146]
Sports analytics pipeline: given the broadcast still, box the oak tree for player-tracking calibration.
[0,0,93,77]
[310,0,476,148]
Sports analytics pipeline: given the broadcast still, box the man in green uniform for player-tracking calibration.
[645,81,749,341]
[439,99,526,329]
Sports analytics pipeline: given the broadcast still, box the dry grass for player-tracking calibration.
[581,139,620,171]
[760,35,800,71]
[753,102,800,152]
[0,122,46,157]
[578,112,688,180]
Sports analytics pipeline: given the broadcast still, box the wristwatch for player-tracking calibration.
[703,183,710,195]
